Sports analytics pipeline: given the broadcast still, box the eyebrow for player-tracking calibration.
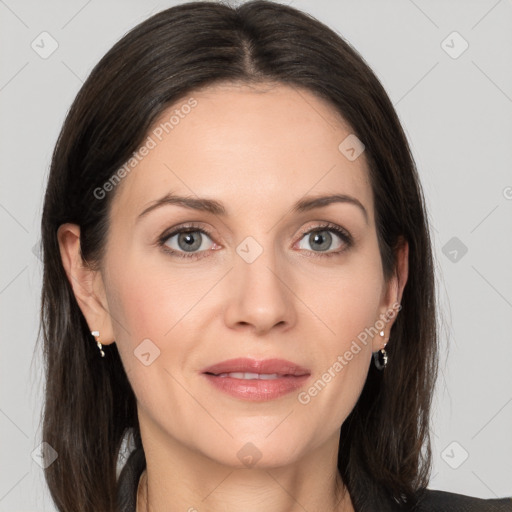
[294,193,368,224]
[137,192,368,224]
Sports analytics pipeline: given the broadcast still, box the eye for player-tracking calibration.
[157,222,353,260]
[159,224,217,259]
[295,223,352,256]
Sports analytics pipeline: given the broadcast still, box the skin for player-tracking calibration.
[58,82,408,512]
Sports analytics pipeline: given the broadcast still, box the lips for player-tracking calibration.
[201,358,311,401]
[201,358,311,377]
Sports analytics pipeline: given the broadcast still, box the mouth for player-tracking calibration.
[201,358,311,401]
[208,372,287,380]
[201,357,311,377]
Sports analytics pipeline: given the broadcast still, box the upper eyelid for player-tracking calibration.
[296,222,351,239]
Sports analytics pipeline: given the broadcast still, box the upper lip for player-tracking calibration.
[202,358,311,376]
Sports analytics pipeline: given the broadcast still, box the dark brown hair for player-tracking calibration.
[40,1,438,511]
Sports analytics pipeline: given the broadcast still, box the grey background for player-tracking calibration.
[1,0,511,510]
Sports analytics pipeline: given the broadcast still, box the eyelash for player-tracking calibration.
[157,222,353,260]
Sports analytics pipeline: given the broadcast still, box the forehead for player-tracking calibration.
[110,82,373,222]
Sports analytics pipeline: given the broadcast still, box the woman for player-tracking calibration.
[40,1,511,511]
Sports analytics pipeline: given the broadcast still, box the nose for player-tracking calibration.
[223,242,297,336]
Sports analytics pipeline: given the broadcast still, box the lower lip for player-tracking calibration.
[203,374,310,401]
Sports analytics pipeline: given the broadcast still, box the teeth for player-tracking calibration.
[217,372,281,380]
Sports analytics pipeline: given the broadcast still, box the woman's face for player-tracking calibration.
[87,82,404,468]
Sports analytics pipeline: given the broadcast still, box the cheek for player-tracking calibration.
[296,255,383,425]
[103,255,216,391]
[105,252,204,341]
[103,269,189,410]
[102,258,170,370]
[303,254,384,347]
[297,316,374,439]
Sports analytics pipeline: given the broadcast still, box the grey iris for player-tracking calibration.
[178,232,202,252]
[310,230,332,251]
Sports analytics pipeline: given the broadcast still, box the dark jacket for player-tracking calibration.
[117,447,512,512]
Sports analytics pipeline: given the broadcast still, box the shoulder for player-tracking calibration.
[115,448,512,512]
[117,446,146,512]
[413,488,512,511]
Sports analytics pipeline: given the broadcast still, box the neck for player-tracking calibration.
[137,468,352,512]
[135,424,354,512]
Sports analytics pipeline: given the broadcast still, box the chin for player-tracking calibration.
[198,434,308,470]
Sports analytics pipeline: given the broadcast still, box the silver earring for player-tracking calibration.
[91,330,105,358]
[373,330,387,370]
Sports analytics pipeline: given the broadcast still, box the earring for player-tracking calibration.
[373,330,388,370]
[91,330,105,358]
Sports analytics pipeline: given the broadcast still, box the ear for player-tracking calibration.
[372,236,409,352]
[57,223,115,345]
